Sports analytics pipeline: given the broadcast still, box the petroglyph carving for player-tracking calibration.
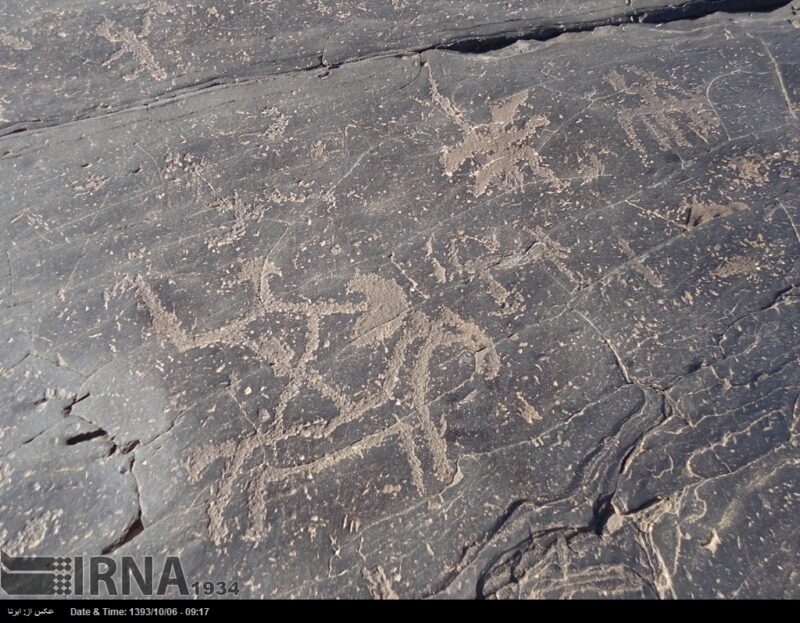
[362,566,400,599]
[162,152,200,182]
[0,509,64,557]
[72,174,109,197]
[133,264,499,544]
[446,233,524,313]
[724,153,772,188]
[97,5,171,81]
[712,255,756,278]
[721,147,799,188]
[0,33,32,51]
[204,194,264,250]
[518,226,581,286]
[683,196,749,228]
[260,107,289,140]
[618,237,663,288]
[516,392,542,424]
[428,69,564,197]
[577,143,610,185]
[607,67,721,162]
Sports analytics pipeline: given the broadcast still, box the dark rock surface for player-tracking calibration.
[1,0,798,599]
[0,0,790,132]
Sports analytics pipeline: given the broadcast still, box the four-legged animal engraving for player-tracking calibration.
[606,67,721,163]
[134,260,499,544]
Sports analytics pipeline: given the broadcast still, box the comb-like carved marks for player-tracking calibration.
[607,67,721,163]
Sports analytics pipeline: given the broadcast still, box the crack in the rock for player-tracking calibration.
[62,391,91,418]
[65,428,107,446]
[102,455,145,555]
[432,0,791,56]
[0,1,792,138]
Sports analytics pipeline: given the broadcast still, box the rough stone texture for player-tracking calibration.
[1,0,799,600]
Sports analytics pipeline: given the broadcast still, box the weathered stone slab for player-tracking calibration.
[0,0,789,133]
[0,2,798,600]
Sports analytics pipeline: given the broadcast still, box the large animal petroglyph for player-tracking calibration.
[133,262,499,544]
